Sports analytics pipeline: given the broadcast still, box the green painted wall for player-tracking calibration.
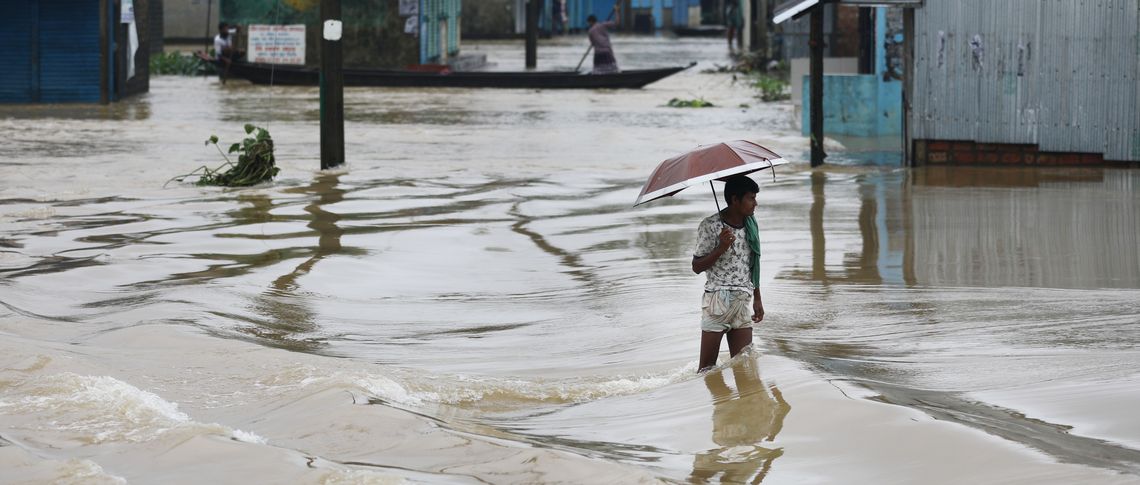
[222,0,424,69]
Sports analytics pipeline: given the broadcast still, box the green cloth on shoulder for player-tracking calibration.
[744,215,761,289]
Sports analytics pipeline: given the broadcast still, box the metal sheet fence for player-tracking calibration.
[911,0,1140,161]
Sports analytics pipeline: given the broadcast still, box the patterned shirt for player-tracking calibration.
[693,213,754,292]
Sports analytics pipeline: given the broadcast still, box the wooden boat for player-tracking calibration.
[197,54,694,89]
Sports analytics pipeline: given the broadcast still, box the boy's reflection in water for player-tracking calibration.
[690,357,790,484]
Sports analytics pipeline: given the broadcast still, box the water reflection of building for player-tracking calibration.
[791,170,914,286]
[786,168,1140,289]
[908,168,1140,289]
[251,173,347,347]
[690,359,789,484]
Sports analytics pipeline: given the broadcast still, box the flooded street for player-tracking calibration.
[2,36,1139,484]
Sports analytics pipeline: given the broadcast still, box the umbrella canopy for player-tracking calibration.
[633,140,787,206]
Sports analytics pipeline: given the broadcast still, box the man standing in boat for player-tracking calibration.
[587,4,622,74]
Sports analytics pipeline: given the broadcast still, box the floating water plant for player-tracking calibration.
[149,51,215,76]
[753,75,790,102]
[667,97,715,108]
[168,124,279,187]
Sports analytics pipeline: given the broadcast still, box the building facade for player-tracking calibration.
[910,0,1140,165]
[1,0,153,103]
[165,0,220,42]
[221,0,460,69]
[463,0,704,37]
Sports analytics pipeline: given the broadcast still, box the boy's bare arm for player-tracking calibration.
[692,228,734,274]
[752,288,764,322]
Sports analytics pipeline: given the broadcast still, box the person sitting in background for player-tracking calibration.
[213,22,244,83]
[213,23,241,61]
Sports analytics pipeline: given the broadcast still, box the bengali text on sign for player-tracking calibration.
[248,24,306,65]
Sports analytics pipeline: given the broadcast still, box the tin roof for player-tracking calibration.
[774,0,923,24]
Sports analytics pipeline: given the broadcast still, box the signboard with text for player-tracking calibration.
[399,0,419,16]
[248,24,306,65]
[120,0,134,22]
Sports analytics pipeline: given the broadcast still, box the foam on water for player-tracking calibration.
[403,364,698,405]
[317,469,408,485]
[49,459,128,485]
[272,362,698,408]
[2,373,267,445]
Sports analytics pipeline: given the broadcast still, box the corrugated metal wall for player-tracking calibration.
[912,0,1140,161]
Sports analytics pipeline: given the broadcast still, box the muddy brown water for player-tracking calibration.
[1,37,1138,484]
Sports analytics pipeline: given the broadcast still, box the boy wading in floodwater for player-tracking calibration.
[692,175,765,372]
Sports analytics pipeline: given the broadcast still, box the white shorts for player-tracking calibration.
[700,289,753,333]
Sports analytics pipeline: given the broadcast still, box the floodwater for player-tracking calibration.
[2,36,1139,484]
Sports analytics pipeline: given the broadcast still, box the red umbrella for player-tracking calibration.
[633,140,787,207]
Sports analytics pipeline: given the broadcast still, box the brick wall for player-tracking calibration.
[912,139,1138,167]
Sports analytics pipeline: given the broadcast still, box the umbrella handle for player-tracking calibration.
[710,181,722,215]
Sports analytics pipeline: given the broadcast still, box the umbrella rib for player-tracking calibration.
[633,158,789,206]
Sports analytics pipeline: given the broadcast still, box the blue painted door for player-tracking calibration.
[0,0,102,103]
[39,0,102,102]
[0,0,36,102]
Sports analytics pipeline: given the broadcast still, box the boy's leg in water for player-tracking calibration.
[699,331,725,371]
[726,327,753,357]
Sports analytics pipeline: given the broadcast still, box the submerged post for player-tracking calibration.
[754,0,770,58]
[526,0,538,69]
[320,0,345,170]
[809,6,825,167]
[903,7,915,167]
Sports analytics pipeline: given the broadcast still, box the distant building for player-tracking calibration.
[779,0,1138,165]
[462,0,706,37]
[775,2,860,60]
[221,0,461,68]
[165,0,221,43]
[461,0,515,38]
[909,0,1140,165]
[0,0,154,103]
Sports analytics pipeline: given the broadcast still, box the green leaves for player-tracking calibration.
[149,51,215,76]
[181,125,279,188]
[666,97,715,108]
[752,75,790,102]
